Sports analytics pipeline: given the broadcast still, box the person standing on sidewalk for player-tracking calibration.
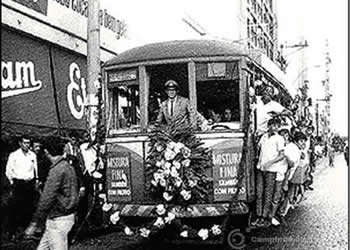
[24,137,79,250]
[5,134,39,240]
[252,118,285,228]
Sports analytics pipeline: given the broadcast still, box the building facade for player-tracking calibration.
[1,0,126,136]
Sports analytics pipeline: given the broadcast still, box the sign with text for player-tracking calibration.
[4,0,127,54]
[212,140,244,201]
[106,152,132,202]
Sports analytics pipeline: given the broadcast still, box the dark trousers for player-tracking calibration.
[8,179,36,234]
[256,170,281,218]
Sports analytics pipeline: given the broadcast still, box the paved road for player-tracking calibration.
[246,154,348,250]
[69,154,348,250]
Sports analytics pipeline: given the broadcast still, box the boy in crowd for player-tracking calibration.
[278,131,307,222]
[252,117,285,228]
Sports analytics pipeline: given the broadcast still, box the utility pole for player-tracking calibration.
[86,0,101,143]
[323,39,332,143]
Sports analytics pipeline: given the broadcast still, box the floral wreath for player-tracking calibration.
[98,128,224,240]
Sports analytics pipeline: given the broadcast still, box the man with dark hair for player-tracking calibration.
[252,118,286,228]
[24,137,79,249]
[64,131,80,158]
[6,134,38,240]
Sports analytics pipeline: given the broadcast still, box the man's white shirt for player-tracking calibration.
[258,133,285,173]
[283,142,302,181]
[6,149,38,184]
[256,100,285,135]
[167,96,177,117]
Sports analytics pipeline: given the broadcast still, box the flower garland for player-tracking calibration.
[99,128,225,240]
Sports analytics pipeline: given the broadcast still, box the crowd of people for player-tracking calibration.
[249,82,332,228]
[2,132,100,249]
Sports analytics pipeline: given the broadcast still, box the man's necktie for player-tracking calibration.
[170,100,174,116]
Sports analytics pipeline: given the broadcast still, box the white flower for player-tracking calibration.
[180,231,188,238]
[180,190,191,201]
[188,179,198,188]
[155,204,166,215]
[170,166,179,177]
[174,177,182,187]
[156,161,163,167]
[164,161,172,170]
[173,161,181,169]
[211,225,222,235]
[198,229,209,240]
[164,212,176,224]
[110,211,120,224]
[163,168,171,177]
[155,143,165,152]
[159,178,167,187]
[181,147,191,158]
[154,172,164,181]
[102,203,113,212]
[139,227,151,238]
[176,142,185,150]
[98,193,107,202]
[153,217,165,228]
[124,226,134,236]
[163,192,173,201]
[164,149,176,161]
[151,179,158,186]
[182,159,191,167]
[167,142,177,150]
[173,143,184,154]
[92,171,102,178]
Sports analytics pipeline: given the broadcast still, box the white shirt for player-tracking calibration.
[6,148,38,184]
[256,100,285,135]
[80,143,98,175]
[258,133,285,172]
[283,142,302,180]
[167,96,177,116]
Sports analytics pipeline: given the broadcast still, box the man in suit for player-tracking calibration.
[155,80,195,130]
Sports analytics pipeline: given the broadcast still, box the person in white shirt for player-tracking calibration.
[278,131,307,220]
[252,118,285,228]
[256,93,291,137]
[6,135,38,240]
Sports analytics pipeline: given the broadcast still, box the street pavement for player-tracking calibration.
[69,154,348,250]
[246,154,348,250]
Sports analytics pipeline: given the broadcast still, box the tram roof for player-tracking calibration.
[104,39,248,66]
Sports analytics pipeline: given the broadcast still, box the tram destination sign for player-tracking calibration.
[106,152,132,202]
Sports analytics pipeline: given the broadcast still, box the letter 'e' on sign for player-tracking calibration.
[106,152,132,202]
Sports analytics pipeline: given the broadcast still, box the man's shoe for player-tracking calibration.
[271,217,280,226]
[262,219,271,228]
[251,217,260,227]
[256,218,266,227]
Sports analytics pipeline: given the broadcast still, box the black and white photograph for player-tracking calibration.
[1,0,348,249]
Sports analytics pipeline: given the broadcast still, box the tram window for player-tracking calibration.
[110,85,140,132]
[147,63,189,125]
[196,80,240,128]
